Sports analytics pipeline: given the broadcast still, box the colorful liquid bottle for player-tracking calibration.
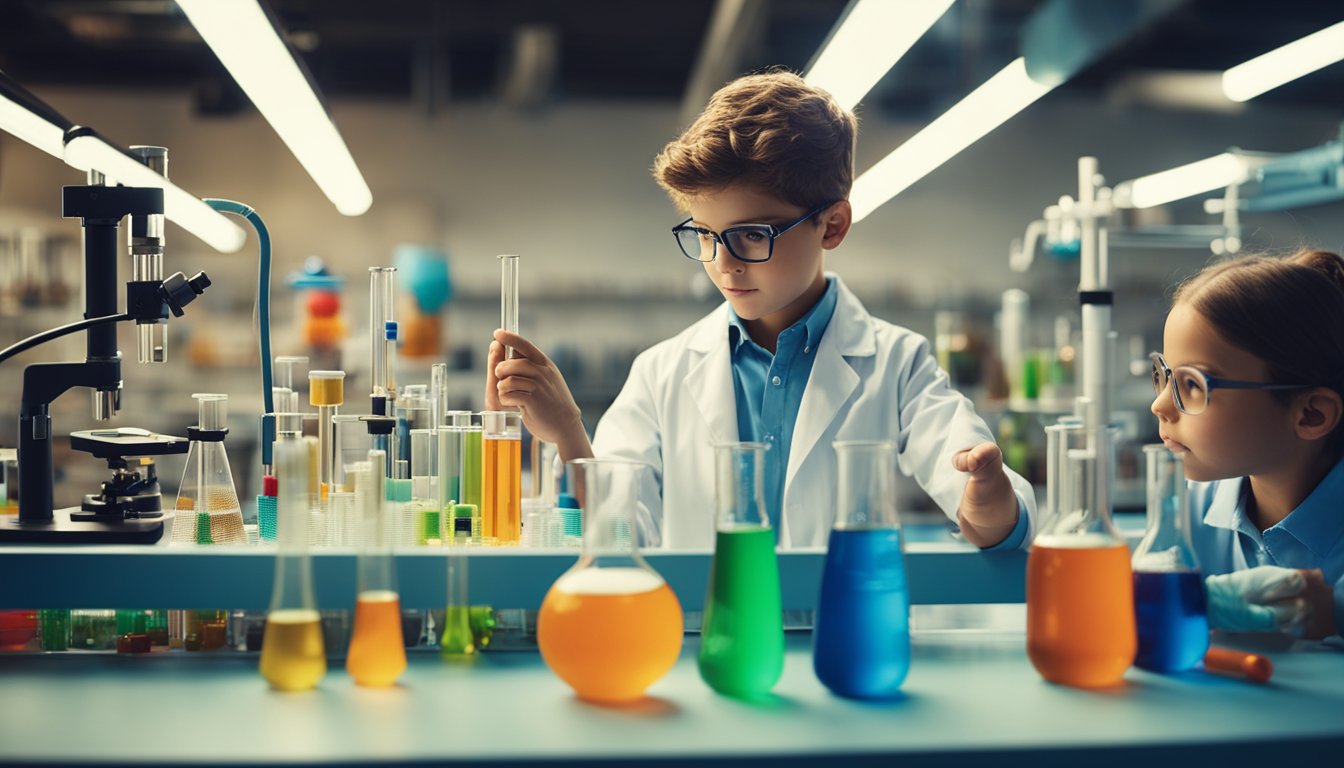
[260,414,326,691]
[482,411,522,544]
[537,458,683,702]
[1132,445,1208,673]
[1027,422,1136,688]
[814,440,910,699]
[345,450,407,686]
[700,442,783,698]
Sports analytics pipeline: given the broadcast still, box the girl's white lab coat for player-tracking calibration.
[592,275,1036,549]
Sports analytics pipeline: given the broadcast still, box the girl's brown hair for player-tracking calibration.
[1174,249,1344,453]
[652,69,857,211]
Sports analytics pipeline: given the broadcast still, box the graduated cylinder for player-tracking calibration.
[482,411,522,544]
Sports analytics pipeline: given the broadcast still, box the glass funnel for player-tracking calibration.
[700,442,783,698]
[813,440,909,699]
[173,393,245,545]
[537,458,683,702]
[1027,424,1136,687]
[259,415,326,691]
[345,449,407,687]
[1132,445,1207,673]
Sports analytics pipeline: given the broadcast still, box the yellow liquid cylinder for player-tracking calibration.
[345,590,407,687]
[483,437,521,544]
[309,374,345,407]
[538,567,684,702]
[259,609,326,691]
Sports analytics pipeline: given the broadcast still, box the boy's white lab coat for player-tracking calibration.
[592,275,1036,549]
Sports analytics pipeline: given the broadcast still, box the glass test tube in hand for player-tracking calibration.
[499,254,518,358]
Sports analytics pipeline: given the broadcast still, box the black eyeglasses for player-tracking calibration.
[1150,352,1307,415]
[671,202,836,264]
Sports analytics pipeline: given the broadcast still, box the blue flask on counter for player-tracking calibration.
[813,440,910,699]
[1132,445,1208,673]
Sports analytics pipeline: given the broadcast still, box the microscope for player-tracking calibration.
[0,141,211,544]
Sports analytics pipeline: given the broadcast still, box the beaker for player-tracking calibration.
[537,458,683,702]
[260,417,326,691]
[482,411,522,544]
[813,440,909,699]
[1027,425,1136,687]
[173,393,245,545]
[700,442,784,698]
[1132,445,1207,673]
[346,450,407,687]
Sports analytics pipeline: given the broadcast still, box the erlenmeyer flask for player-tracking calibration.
[440,551,476,658]
[1132,445,1207,672]
[537,458,683,702]
[1027,424,1136,687]
[345,449,407,687]
[700,442,783,698]
[260,415,326,691]
[173,394,245,544]
[814,440,909,699]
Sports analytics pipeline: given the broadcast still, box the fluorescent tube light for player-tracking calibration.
[0,72,71,159]
[176,0,372,216]
[805,0,954,110]
[1223,21,1344,102]
[64,133,248,253]
[850,58,1053,222]
[1120,153,1250,209]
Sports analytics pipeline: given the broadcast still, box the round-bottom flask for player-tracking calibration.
[538,458,683,702]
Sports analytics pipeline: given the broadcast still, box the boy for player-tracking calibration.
[485,70,1034,549]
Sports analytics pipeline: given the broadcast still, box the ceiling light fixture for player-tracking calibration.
[804,0,955,110]
[177,0,373,216]
[1223,20,1344,102]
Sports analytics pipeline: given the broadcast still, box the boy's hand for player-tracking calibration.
[486,329,592,461]
[951,442,1020,548]
[1299,568,1336,640]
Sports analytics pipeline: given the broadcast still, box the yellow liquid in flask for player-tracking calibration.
[259,609,326,691]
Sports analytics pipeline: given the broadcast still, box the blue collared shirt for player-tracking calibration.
[728,277,839,533]
[1188,454,1344,636]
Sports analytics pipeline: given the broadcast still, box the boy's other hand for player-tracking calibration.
[1299,568,1336,640]
[486,329,591,460]
[952,442,1020,548]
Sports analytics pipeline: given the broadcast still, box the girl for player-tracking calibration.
[1151,249,1344,640]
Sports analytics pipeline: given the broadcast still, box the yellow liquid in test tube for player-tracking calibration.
[345,590,407,687]
[259,609,326,691]
[483,436,521,544]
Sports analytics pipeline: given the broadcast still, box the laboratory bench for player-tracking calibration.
[1,527,1342,765]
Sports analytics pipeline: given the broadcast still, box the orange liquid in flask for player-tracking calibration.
[538,568,683,702]
[483,437,521,543]
[1027,537,1136,687]
[345,590,407,687]
[259,609,326,691]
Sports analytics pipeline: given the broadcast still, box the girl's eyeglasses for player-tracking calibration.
[1150,352,1307,415]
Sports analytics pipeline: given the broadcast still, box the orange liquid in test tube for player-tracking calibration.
[483,437,521,544]
[538,568,684,702]
[345,590,407,687]
[1027,538,1136,688]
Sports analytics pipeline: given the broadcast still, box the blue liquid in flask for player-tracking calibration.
[1133,570,1209,673]
[813,527,910,699]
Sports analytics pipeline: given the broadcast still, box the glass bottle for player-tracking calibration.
[700,442,784,698]
[1027,425,1136,687]
[259,415,326,691]
[537,458,683,702]
[345,449,407,687]
[813,440,910,699]
[1132,445,1208,673]
[173,393,245,545]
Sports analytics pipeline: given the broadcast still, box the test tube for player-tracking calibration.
[368,267,397,406]
[411,428,437,544]
[309,370,345,501]
[482,411,522,544]
[431,363,448,427]
[462,415,484,531]
[499,254,519,358]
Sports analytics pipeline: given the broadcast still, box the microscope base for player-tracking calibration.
[0,507,165,544]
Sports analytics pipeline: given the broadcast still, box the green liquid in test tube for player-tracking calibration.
[699,443,784,698]
[462,424,483,514]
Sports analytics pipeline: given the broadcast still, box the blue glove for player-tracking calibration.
[1206,566,1308,633]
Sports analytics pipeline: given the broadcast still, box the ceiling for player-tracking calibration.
[0,0,1341,119]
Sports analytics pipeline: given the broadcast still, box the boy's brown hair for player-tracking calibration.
[653,69,857,212]
[1174,248,1344,454]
